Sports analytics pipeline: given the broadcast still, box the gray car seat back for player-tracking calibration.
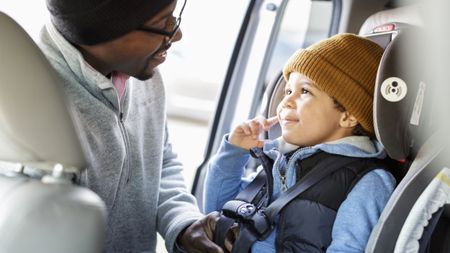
[0,11,85,172]
[0,12,106,253]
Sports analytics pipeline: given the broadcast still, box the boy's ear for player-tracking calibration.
[339,111,359,128]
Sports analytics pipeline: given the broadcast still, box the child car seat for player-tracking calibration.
[360,5,450,253]
[0,11,106,253]
[366,33,449,252]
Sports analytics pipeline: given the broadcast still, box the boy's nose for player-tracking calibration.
[280,96,295,109]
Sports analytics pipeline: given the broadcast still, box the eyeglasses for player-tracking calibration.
[138,0,186,41]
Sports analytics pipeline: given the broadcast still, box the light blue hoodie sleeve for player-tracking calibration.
[203,134,252,213]
[326,169,396,253]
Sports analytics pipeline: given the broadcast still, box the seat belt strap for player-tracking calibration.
[234,147,274,204]
[213,148,272,251]
[235,168,267,202]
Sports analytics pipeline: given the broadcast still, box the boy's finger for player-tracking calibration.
[266,116,279,125]
[249,120,261,137]
[263,116,279,130]
[241,124,251,135]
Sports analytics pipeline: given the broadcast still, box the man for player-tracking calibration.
[39,0,222,252]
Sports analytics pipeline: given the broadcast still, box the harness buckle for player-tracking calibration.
[221,200,272,238]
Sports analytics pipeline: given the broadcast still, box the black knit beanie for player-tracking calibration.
[46,0,174,45]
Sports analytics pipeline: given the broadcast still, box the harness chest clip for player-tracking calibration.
[222,200,273,239]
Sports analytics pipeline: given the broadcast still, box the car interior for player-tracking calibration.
[0,0,449,252]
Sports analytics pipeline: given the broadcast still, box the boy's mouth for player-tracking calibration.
[280,115,299,125]
[281,119,297,126]
[279,112,298,122]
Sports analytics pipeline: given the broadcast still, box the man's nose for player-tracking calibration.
[171,28,183,43]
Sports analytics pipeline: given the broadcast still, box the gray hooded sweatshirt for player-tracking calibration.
[39,23,203,253]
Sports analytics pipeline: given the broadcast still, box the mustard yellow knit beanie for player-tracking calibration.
[283,33,383,134]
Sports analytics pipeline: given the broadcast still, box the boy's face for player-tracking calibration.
[277,72,348,147]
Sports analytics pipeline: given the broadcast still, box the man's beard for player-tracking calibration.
[134,41,172,81]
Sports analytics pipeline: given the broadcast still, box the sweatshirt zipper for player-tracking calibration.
[118,112,131,183]
[117,88,132,184]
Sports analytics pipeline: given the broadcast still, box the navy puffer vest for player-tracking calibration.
[274,152,386,252]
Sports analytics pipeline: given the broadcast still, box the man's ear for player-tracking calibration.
[339,111,359,128]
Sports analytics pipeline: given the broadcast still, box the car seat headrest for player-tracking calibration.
[373,28,437,161]
[359,3,424,35]
[0,12,85,170]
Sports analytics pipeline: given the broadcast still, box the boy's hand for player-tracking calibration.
[229,116,279,150]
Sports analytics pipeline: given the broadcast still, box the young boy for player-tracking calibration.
[204,33,396,253]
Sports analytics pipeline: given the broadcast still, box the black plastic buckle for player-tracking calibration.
[222,200,256,219]
[221,200,272,238]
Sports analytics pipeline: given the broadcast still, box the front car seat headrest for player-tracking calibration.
[373,28,437,161]
[0,12,85,170]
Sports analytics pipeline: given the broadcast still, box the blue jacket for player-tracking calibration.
[204,135,396,253]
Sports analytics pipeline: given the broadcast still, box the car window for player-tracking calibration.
[158,0,249,190]
[159,0,249,124]
[266,0,333,84]
[259,0,333,117]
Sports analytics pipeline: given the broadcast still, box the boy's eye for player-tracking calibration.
[301,88,310,94]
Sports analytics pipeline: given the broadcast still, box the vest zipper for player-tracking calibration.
[278,146,312,191]
[278,156,288,192]
[280,176,287,191]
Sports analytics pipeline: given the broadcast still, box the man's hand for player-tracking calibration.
[229,116,279,150]
[177,212,224,253]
